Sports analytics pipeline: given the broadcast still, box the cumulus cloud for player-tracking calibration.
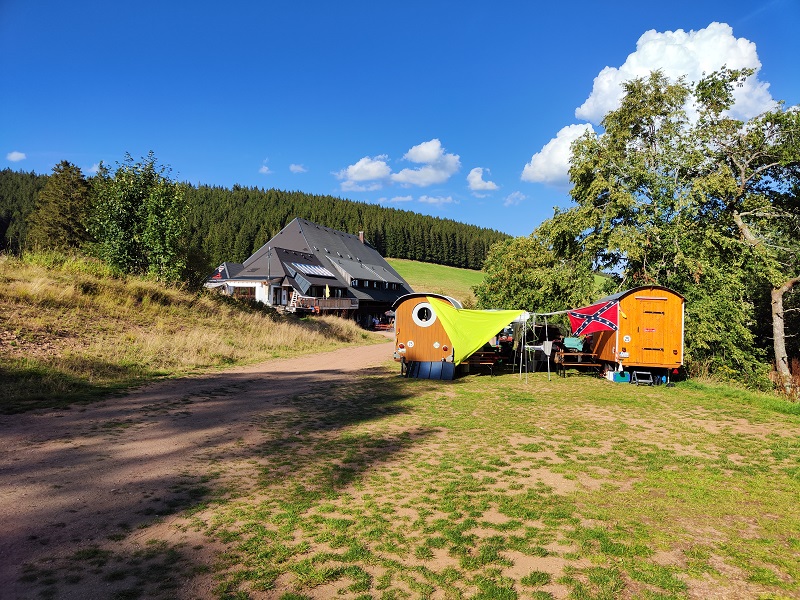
[418,195,456,206]
[467,167,499,195]
[576,22,774,123]
[290,163,307,173]
[87,163,100,175]
[341,180,383,192]
[523,22,775,188]
[521,123,594,185]
[259,165,271,175]
[6,151,26,162]
[334,155,391,191]
[503,191,526,207]
[391,139,460,187]
[335,140,461,192]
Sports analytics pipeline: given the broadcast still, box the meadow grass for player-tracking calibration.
[386,258,484,306]
[0,253,379,413]
[129,366,799,599]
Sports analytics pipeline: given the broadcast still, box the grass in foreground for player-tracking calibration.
[24,365,799,599]
[0,252,379,413]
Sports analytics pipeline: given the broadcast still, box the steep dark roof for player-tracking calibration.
[210,218,413,305]
[246,218,412,296]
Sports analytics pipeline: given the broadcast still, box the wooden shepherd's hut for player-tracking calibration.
[590,285,685,382]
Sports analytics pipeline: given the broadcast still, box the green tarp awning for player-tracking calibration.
[429,297,524,365]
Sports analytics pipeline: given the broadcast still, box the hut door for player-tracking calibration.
[637,298,666,365]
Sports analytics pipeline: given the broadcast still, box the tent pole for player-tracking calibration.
[545,316,551,381]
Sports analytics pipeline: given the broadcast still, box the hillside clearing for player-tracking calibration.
[386,258,483,305]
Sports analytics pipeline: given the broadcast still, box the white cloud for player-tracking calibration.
[335,155,391,191]
[418,195,456,206]
[87,163,100,175]
[467,167,499,195]
[576,22,775,123]
[6,151,26,162]
[524,23,776,188]
[391,139,460,187]
[290,163,307,173]
[521,123,594,186]
[503,191,526,207]
[259,165,271,175]
[341,180,383,192]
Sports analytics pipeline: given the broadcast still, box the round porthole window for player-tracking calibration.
[412,302,437,327]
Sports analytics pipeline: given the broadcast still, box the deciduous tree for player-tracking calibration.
[89,152,187,282]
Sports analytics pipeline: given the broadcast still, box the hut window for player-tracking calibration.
[412,302,437,328]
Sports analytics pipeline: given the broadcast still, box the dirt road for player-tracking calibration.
[0,338,396,599]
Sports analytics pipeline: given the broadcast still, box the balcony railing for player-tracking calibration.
[293,295,359,311]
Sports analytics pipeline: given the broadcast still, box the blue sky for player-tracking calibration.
[2,1,798,238]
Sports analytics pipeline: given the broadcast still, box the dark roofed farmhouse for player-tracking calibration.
[206,218,413,326]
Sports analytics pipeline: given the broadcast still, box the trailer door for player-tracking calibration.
[637,298,666,365]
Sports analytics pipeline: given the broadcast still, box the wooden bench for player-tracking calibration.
[554,351,602,377]
[466,351,500,376]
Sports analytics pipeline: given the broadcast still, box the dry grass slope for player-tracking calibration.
[0,252,380,412]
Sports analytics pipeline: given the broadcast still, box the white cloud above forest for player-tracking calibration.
[335,139,460,192]
[467,167,499,196]
[334,155,391,190]
[503,191,526,207]
[290,163,307,173]
[6,151,26,162]
[523,22,777,188]
[418,195,456,206]
[391,139,461,187]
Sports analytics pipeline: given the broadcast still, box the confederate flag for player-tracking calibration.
[568,301,619,336]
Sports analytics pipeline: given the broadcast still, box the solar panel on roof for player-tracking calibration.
[291,263,335,278]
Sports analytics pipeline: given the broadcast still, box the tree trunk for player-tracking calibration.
[771,276,800,399]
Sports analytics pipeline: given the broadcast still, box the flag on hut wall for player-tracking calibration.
[568,301,619,336]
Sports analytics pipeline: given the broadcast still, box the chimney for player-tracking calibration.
[358,231,364,244]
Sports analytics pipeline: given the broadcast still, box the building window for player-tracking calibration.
[232,287,256,299]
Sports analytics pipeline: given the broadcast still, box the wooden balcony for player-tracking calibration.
[292,294,359,311]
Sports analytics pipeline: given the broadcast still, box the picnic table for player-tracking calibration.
[554,351,602,377]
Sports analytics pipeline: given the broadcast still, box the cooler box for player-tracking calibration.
[613,372,631,383]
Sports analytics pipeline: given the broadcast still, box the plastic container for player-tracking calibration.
[613,372,631,383]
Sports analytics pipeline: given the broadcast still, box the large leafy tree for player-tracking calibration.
[554,69,799,393]
[475,234,596,314]
[89,152,187,282]
[26,161,91,251]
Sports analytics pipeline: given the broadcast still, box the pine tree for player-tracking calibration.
[26,161,91,251]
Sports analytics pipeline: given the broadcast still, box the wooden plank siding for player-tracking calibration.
[593,286,684,369]
[395,297,454,363]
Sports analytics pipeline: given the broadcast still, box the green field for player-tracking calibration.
[20,365,800,599]
[387,258,484,305]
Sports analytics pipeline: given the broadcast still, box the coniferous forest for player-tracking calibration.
[0,168,509,274]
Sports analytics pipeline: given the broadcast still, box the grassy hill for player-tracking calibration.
[386,258,483,305]
[0,252,379,413]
